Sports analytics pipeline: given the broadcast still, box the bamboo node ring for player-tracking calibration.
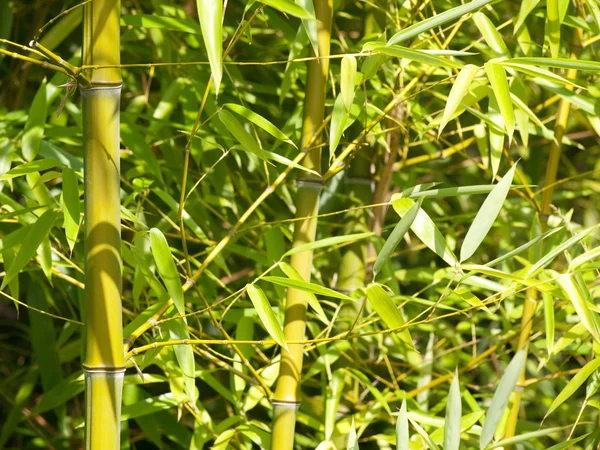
[182,339,189,344]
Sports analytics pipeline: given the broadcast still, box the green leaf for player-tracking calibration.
[526,225,598,277]
[247,284,287,349]
[346,417,359,450]
[62,167,80,251]
[366,284,414,348]
[444,370,461,450]
[259,0,314,19]
[545,357,600,419]
[507,57,600,72]
[439,65,480,136]
[225,103,296,147]
[557,273,600,343]
[325,370,345,439]
[0,370,39,448]
[460,163,517,262]
[392,197,459,267]
[545,433,592,450]
[472,13,510,56]
[485,62,515,142]
[373,198,421,277]
[0,158,63,180]
[387,0,494,45]
[368,43,463,69]
[196,0,223,94]
[486,227,561,267]
[329,94,349,160]
[263,276,354,301]
[480,350,526,449]
[341,55,357,112]
[284,232,373,257]
[121,15,200,33]
[23,78,47,161]
[409,418,442,450]
[514,0,541,32]
[397,396,409,450]
[489,426,571,448]
[488,94,505,178]
[502,62,580,88]
[149,228,184,315]
[547,0,561,58]
[346,368,392,415]
[1,209,58,289]
[218,110,267,160]
[165,319,196,402]
[543,289,555,356]
[280,262,328,324]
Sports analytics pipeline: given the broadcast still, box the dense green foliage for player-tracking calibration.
[1,0,600,448]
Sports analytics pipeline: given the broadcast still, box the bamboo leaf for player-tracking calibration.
[246,284,287,349]
[0,158,63,180]
[543,290,555,356]
[439,65,480,136]
[149,228,185,315]
[62,167,80,251]
[347,417,359,450]
[547,0,561,57]
[392,197,459,267]
[22,78,47,161]
[387,0,494,45]
[263,150,319,176]
[480,350,526,449]
[485,62,515,142]
[526,225,598,277]
[444,370,461,450]
[346,368,392,415]
[397,396,409,450]
[329,94,349,160]
[373,199,421,277]
[284,232,373,257]
[166,319,196,402]
[341,55,357,112]
[557,273,600,343]
[546,433,592,450]
[280,262,329,324]
[486,227,562,267]
[507,57,600,72]
[121,15,200,33]
[259,0,314,19]
[544,357,600,419]
[368,43,463,69]
[1,210,58,289]
[366,284,414,349]
[409,418,442,450]
[218,110,267,160]
[488,94,505,178]
[225,103,296,147]
[501,62,580,88]
[473,13,511,56]
[263,276,354,301]
[196,0,223,94]
[489,426,571,448]
[460,163,517,262]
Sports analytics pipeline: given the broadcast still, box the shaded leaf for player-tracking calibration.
[247,284,287,349]
[196,0,223,94]
[366,284,414,349]
[149,228,184,315]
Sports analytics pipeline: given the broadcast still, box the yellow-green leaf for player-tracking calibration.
[263,276,353,301]
[546,0,560,58]
[149,228,184,315]
[259,0,314,19]
[196,0,222,94]
[61,168,80,251]
[473,13,510,57]
[225,103,296,147]
[246,284,287,349]
[366,283,414,349]
[557,273,600,343]
[439,65,480,136]
[341,55,357,111]
[485,62,515,142]
[23,79,47,161]
[218,110,267,160]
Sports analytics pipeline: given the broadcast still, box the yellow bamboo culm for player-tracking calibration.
[271,0,332,448]
[81,0,124,449]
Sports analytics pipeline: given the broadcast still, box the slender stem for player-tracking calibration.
[81,0,124,448]
[270,3,332,445]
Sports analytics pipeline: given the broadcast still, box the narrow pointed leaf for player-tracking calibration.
[263,276,354,301]
[473,13,510,56]
[329,94,349,160]
[259,0,314,19]
[545,357,600,419]
[387,0,494,45]
[218,110,267,160]
[373,199,421,277]
[62,167,80,251]
[460,163,517,262]
[284,232,373,257]
[2,210,58,289]
[0,158,63,180]
[439,65,480,136]
[480,350,526,449]
[547,0,560,58]
[485,62,515,142]
[149,228,184,315]
[368,43,463,69]
[557,273,600,343]
[279,262,328,324]
[409,418,442,450]
[346,417,359,450]
[444,371,461,450]
[488,94,505,178]
[23,79,47,161]
[225,103,296,147]
[514,0,541,32]
[393,197,459,267]
[366,284,414,348]
[341,55,357,111]
[397,397,409,450]
[196,0,222,94]
[247,284,287,349]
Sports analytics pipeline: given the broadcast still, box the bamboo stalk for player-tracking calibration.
[271,0,332,447]
[81,0,124,448]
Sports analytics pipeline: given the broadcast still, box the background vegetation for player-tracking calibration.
[1,0,600,448]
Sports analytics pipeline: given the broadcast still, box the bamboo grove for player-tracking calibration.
[1,0,600,449]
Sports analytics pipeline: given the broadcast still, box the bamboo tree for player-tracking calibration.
[271,1,332,448]
[80,0,124,448]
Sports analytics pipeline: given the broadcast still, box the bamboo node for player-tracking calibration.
[514,384,525,392]
[228,229,237,237]
[259,340,265,346]
[182,339,189,345]
[152,342,157,349]
[148,318,157,327]
[265,186,274,194]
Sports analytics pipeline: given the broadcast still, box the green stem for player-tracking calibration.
[81,0,124,448]
[271,0,332,447]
